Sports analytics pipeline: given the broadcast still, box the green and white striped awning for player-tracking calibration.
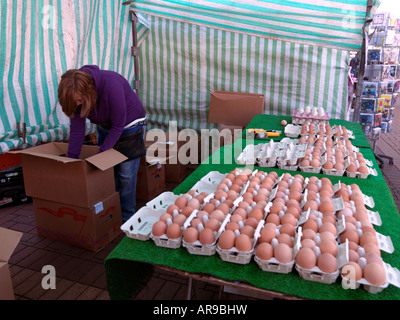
[126,0,382,51]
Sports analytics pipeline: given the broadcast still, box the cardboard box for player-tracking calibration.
[136,157,166,201]
[217,124,243,147]
[208,91,265,127]
[17,142,127,207]
[33,192,122,252]
[0,227,23,300]
[145,132,188,182]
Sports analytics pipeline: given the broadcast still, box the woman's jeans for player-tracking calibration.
[114,157,141,222]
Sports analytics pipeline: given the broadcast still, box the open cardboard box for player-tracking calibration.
[16,142,127,208]
[0,227,23,300]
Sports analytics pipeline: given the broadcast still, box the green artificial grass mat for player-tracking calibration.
[105,158,400,300]
[243,115,372,149]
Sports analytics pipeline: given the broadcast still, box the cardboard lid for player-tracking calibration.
[16,142,82,164]
[85,148,128,171]
[0,227,23,263]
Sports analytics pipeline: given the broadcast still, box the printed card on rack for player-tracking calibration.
[361,98,376,112]
[362,82,379,96]
[376,97,385,112]
[380,94,392,107]
[374,112,382,127]
[360,113,374,126]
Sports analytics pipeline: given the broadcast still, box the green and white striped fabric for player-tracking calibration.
[0,0,149,154]
[140,15,350,132]
[127,0,382,51]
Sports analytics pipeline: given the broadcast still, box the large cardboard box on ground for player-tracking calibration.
[208,91,265,127]
[17,142,127,207]
[33,192,122,252]
[0,227,23,300]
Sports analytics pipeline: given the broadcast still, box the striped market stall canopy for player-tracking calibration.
[126,0,381,51]
[0,0,149,154]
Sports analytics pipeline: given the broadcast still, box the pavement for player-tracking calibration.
[1,114,400,301]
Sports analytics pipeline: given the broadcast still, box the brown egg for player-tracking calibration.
[229,183,241,193]
[159,213,173,223]
[173,214,187,226]
[346,163,357,173]
[320,231,336,243]
[187,198,201,210]
[225,221,240,232]
[270,204,284,215]
[183,227,199,243]
[277,233,294,248]
[181,206,195,218]
[342,261,362,281]
[322,215,336,225]
[274,243,293,263]
[248,207,264,221]
[303,219,319,233]
[240,225,255,238]
[358,164,369,174]
[279,223,296,237]
[349,249,360,262]
[167,204,180,215]
[152,220,167,237]
[317,253,337,273]
[256,242,274,260]
[235,234,253,252]
[218,229,236,249]
[319,223,336,236]
[199,227,215,245]
[190,218,203,229]
[365,251,383,266]
[266,213,280,226]
[360,232,378,247]
[281,214,297,227]
[166,223,182,239]
[205,218,221,232]
[202,203,216,214]
[304,200,319,212]
[335,162,344,171]
[209,210,225,223]
[259,226,276,244]
[244,217,259,229]
[302,228,317,240]
[301,238,316,249]
[319,239,338,256]
[363,262,386,286]
[363,242,381,256]
[296,247,317,269]
[319,200,334,215]
[216,202,231,215]
[341,230,359,244]
[174,197,188,209]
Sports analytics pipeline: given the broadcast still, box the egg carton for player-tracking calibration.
[255,141,280,167]
[236,144,263,165]
[343,157,378,179]
[284,124,301,138]
[216,220,264,265]
[121,207,166,241]
[199,171,227,186]
[146,191,180,211]
[182,213,231,256]
[331,125,355,140]
[150,210,198,249]
[276,143,307,171]
[294,228,349,284]
[254,228,301,274]
[340,262,400,294]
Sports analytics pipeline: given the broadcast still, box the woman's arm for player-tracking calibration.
[98,85,126,153]
[67,112,87,158]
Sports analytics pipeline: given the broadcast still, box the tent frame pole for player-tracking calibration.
[352,0,374,123]
[129,10,141,98]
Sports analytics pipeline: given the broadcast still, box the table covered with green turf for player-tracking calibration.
[105,116,400,300]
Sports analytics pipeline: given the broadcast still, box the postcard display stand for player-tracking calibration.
[361,13,399,167]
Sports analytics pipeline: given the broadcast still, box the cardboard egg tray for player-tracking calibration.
[331,125,355,140]
[291,110,330,125]
[236,144,263,165]
[256,140,280,167]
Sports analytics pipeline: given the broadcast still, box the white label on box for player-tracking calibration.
[94,201,104,214]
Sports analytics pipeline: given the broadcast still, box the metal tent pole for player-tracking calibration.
[129,10,141,98]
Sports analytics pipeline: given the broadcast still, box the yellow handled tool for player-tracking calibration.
[247,128,280,138]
